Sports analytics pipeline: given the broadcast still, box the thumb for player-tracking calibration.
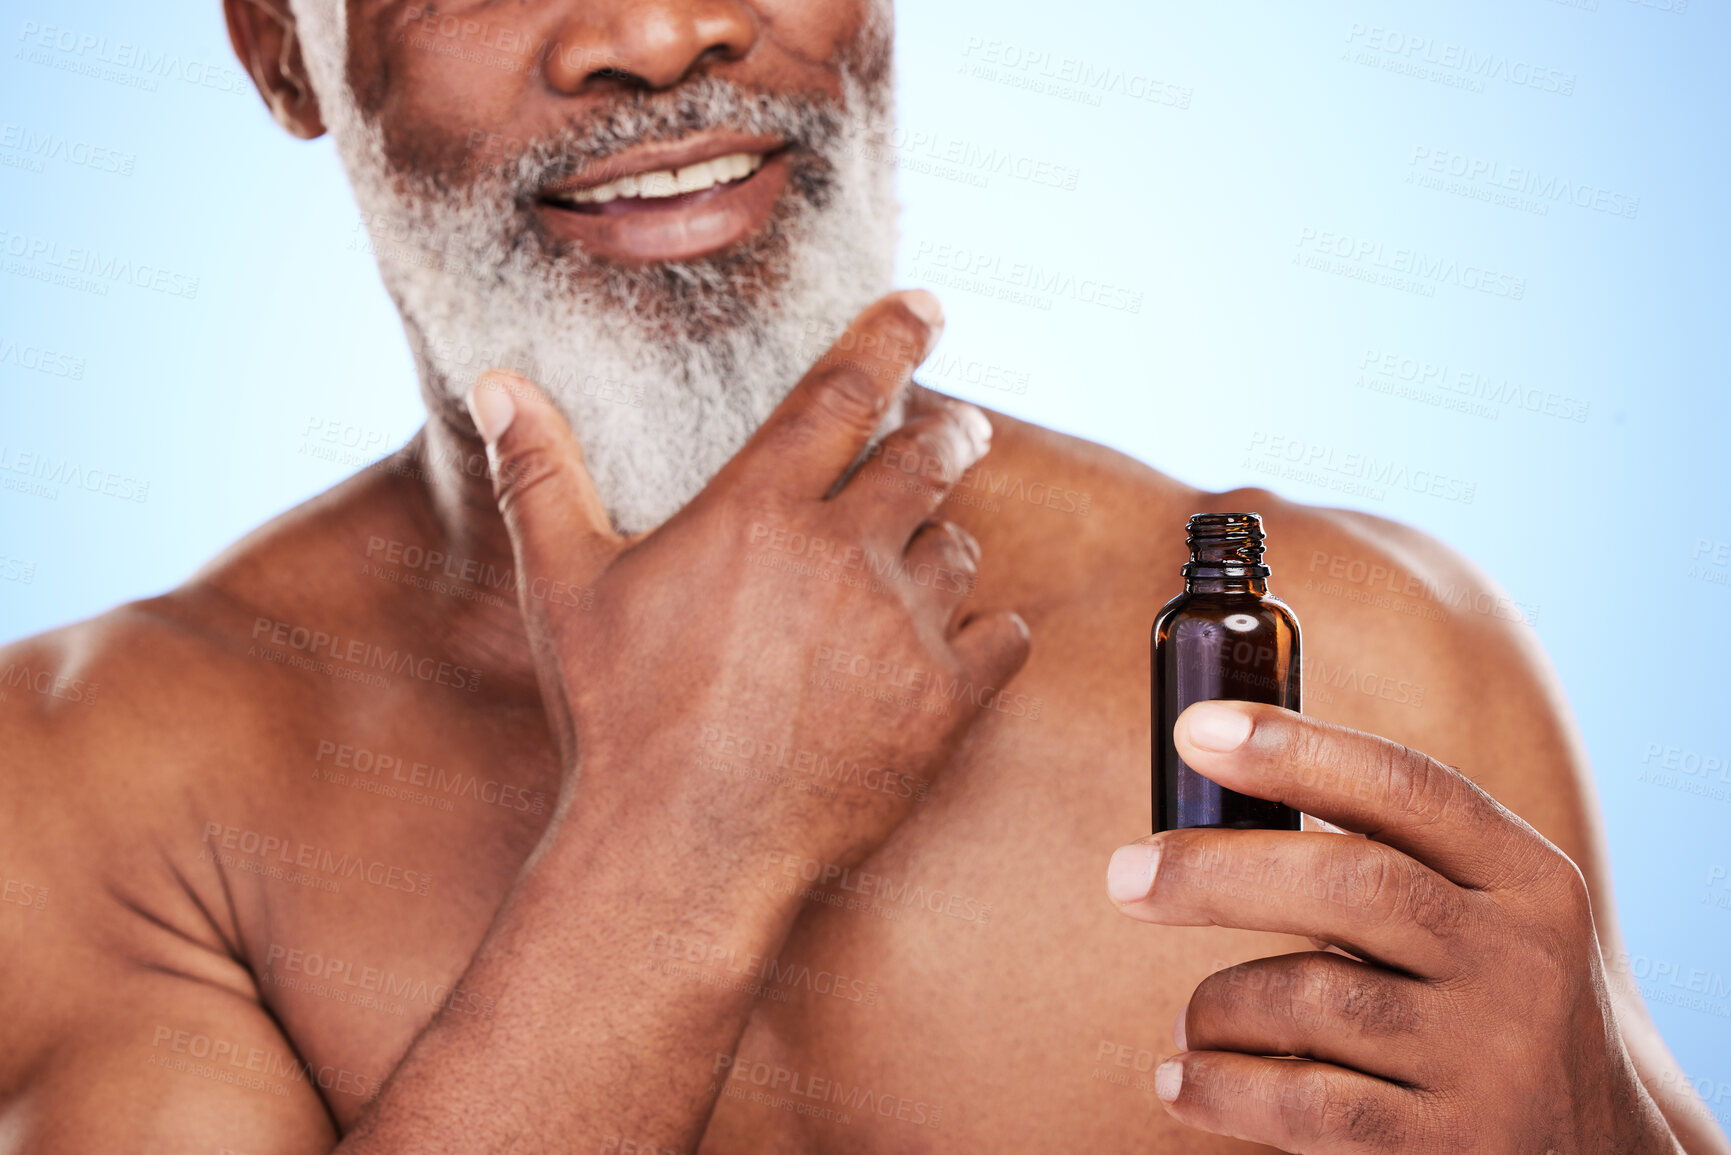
[465,370,622,604]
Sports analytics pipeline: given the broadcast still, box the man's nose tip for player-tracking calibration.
[543,0,758,93]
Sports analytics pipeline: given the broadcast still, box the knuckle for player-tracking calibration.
[1291,953,1339,1024]
[869,302,935,367]
[1398,872,1468,942]
[871,432,937,490]
[493,443,563,517]
[1546,850,1592,910]
[1331,839,1396,920]
[1282,721,1333,790]
[946,522,981,561]
[1277,1071,1334,1143]
[1307,957,1422,1037]
[1493,821,1575,895]
[1159,831,1215,894]
[1282,1074,1405,1148]
[811,367,888,429]
[927,522,978,570]
[967,610,1031,673]
[1350,844,1466,941]
[1381,743,1456,826]
[1529,851,1596,948]
[862,432,968,513]
[1192,964,1245,1020]
[1256,958,1325,1042]
[901,423,969,485]
[1329,1091,1407,1148]
[936,398,990,458]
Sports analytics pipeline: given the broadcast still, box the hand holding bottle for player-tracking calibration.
[1109,700,1688,1154]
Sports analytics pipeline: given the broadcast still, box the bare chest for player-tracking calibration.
[230,634,1285,1151]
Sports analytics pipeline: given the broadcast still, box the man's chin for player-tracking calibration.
[369,91,894,534]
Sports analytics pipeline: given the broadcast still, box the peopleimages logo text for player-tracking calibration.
[15,20,250,94]
[1295,228,1525,300]
[0,228,200,299]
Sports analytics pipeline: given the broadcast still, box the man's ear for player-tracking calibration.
[223,0,327,139]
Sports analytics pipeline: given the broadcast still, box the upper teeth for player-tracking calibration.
[559,152,765,204]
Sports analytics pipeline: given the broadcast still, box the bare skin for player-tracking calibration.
[0,0,1724,1152]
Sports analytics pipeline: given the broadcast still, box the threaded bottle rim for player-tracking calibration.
[1183,511,1270,579]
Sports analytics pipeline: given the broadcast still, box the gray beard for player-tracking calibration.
[319,60,897,534]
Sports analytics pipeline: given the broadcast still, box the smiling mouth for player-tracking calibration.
[538,149,778,216]
[529,134,795,263]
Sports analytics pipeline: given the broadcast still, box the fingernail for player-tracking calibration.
[466,374,517,445]
[1154,1060,1183,1103]
[1172,1003,1188,1051]
[902,288,944,330]
[1106,842,1161,904]
[1184,702,1253,752]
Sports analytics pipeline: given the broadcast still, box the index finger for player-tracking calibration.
[1173,701,1551,892]
[719,290,943,500]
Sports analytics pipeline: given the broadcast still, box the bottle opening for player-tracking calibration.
[1183,511,1270,579]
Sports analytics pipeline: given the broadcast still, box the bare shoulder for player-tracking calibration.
[0,459,425,930]
[0,592,286,930]
[0,451,431,812]
[1216,487,1599,867]
[0,460,399,1028]
[0,492,381,1146]
[0,556,327,808]
[980,410,1596,858]
[0,593,277,822]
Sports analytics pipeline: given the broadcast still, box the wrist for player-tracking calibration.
[536,761,809,946]
[561,729,857,865]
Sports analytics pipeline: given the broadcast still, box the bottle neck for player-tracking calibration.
[1180,511,1272,598]
[1185,573,1269,596]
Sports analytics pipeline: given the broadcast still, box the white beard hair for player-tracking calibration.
[289,0,898,534]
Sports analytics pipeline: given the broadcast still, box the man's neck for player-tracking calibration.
[378,405,547,691]
[416,403,513,568]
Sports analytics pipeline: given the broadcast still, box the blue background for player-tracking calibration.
[2,0,1727,1119]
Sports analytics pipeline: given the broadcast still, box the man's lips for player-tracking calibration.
[533,147,792,264]
[532,132,792,264]
[547,151,771,214]
[538,131,786,197]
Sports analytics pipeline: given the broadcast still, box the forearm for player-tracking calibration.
[346,303,1001,1153]
[337,772,799,1155]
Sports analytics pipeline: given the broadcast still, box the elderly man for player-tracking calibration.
[0,0,1723,1152]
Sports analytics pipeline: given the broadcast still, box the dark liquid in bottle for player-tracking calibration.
[1152,513,1302,832]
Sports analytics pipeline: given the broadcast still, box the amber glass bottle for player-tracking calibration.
[1152,512,1302,831]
